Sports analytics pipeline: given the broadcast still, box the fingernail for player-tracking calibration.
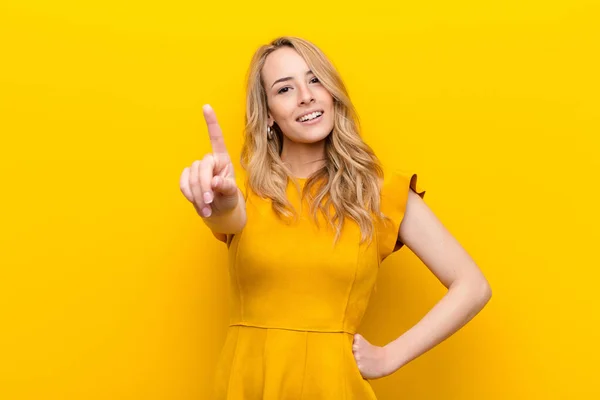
[203,191,213,204]
[203,104,212,112]
[202,207,212,217]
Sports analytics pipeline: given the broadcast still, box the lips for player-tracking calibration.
[296,110,324,123]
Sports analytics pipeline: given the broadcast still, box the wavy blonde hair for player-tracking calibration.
[241,36,390,246]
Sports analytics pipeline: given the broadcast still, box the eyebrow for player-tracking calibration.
[271,70,314,89]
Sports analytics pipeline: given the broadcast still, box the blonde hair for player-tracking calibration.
[241,36,390,245]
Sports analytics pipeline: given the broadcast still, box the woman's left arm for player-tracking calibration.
[353,190,492,379]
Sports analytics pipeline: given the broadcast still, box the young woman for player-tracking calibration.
[180,36,492,399]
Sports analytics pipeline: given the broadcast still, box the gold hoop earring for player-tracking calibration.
[267,125,273,140]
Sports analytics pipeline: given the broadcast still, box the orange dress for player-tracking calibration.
[212,167,425,399]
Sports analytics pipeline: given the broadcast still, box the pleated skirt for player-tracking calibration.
[214,325,378,399]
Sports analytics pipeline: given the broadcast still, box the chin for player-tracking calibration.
[295,130,332,144]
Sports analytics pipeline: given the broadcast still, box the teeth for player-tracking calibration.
[298,111,323,122]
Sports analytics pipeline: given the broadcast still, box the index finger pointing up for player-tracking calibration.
[202,104,229,156]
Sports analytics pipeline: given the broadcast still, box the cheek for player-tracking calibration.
[322,99,335,122]
[317,88,334,106]
[268,101,287,123]
[272,99,297,123]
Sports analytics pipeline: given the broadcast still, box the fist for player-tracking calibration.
[352,333,394,380]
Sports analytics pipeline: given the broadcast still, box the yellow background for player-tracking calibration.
[1,1,598,398]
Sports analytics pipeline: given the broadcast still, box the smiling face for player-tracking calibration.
[262,46,335,145]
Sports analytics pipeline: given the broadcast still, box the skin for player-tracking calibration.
[353,188,493,379]
[262,46,335,178]
[180,46,492,381]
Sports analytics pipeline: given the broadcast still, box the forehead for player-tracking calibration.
[262,47,310,86]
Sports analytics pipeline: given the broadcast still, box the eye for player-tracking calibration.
[277,86,291,94]
[310,77,320,84]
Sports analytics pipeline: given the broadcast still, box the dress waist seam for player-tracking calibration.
[229,322,355,335]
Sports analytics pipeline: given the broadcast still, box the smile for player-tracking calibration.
[296,111,324,124]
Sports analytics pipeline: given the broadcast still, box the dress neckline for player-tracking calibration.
[296,177,313,188]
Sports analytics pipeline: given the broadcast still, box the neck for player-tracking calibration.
[280,137,327,179]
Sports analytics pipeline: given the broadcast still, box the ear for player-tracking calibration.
[267,113,274,127]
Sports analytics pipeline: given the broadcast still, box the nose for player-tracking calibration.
[297,83,315,105]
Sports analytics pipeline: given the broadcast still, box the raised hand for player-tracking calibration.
[180,104,239,218]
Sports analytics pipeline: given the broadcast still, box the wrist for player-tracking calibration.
[383,341,404,373]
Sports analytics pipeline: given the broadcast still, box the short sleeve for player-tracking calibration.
[210,169,248,245]
[377,169,426,261]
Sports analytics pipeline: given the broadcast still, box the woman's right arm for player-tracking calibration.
[201,187,247,235]
[179,104,247,235]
